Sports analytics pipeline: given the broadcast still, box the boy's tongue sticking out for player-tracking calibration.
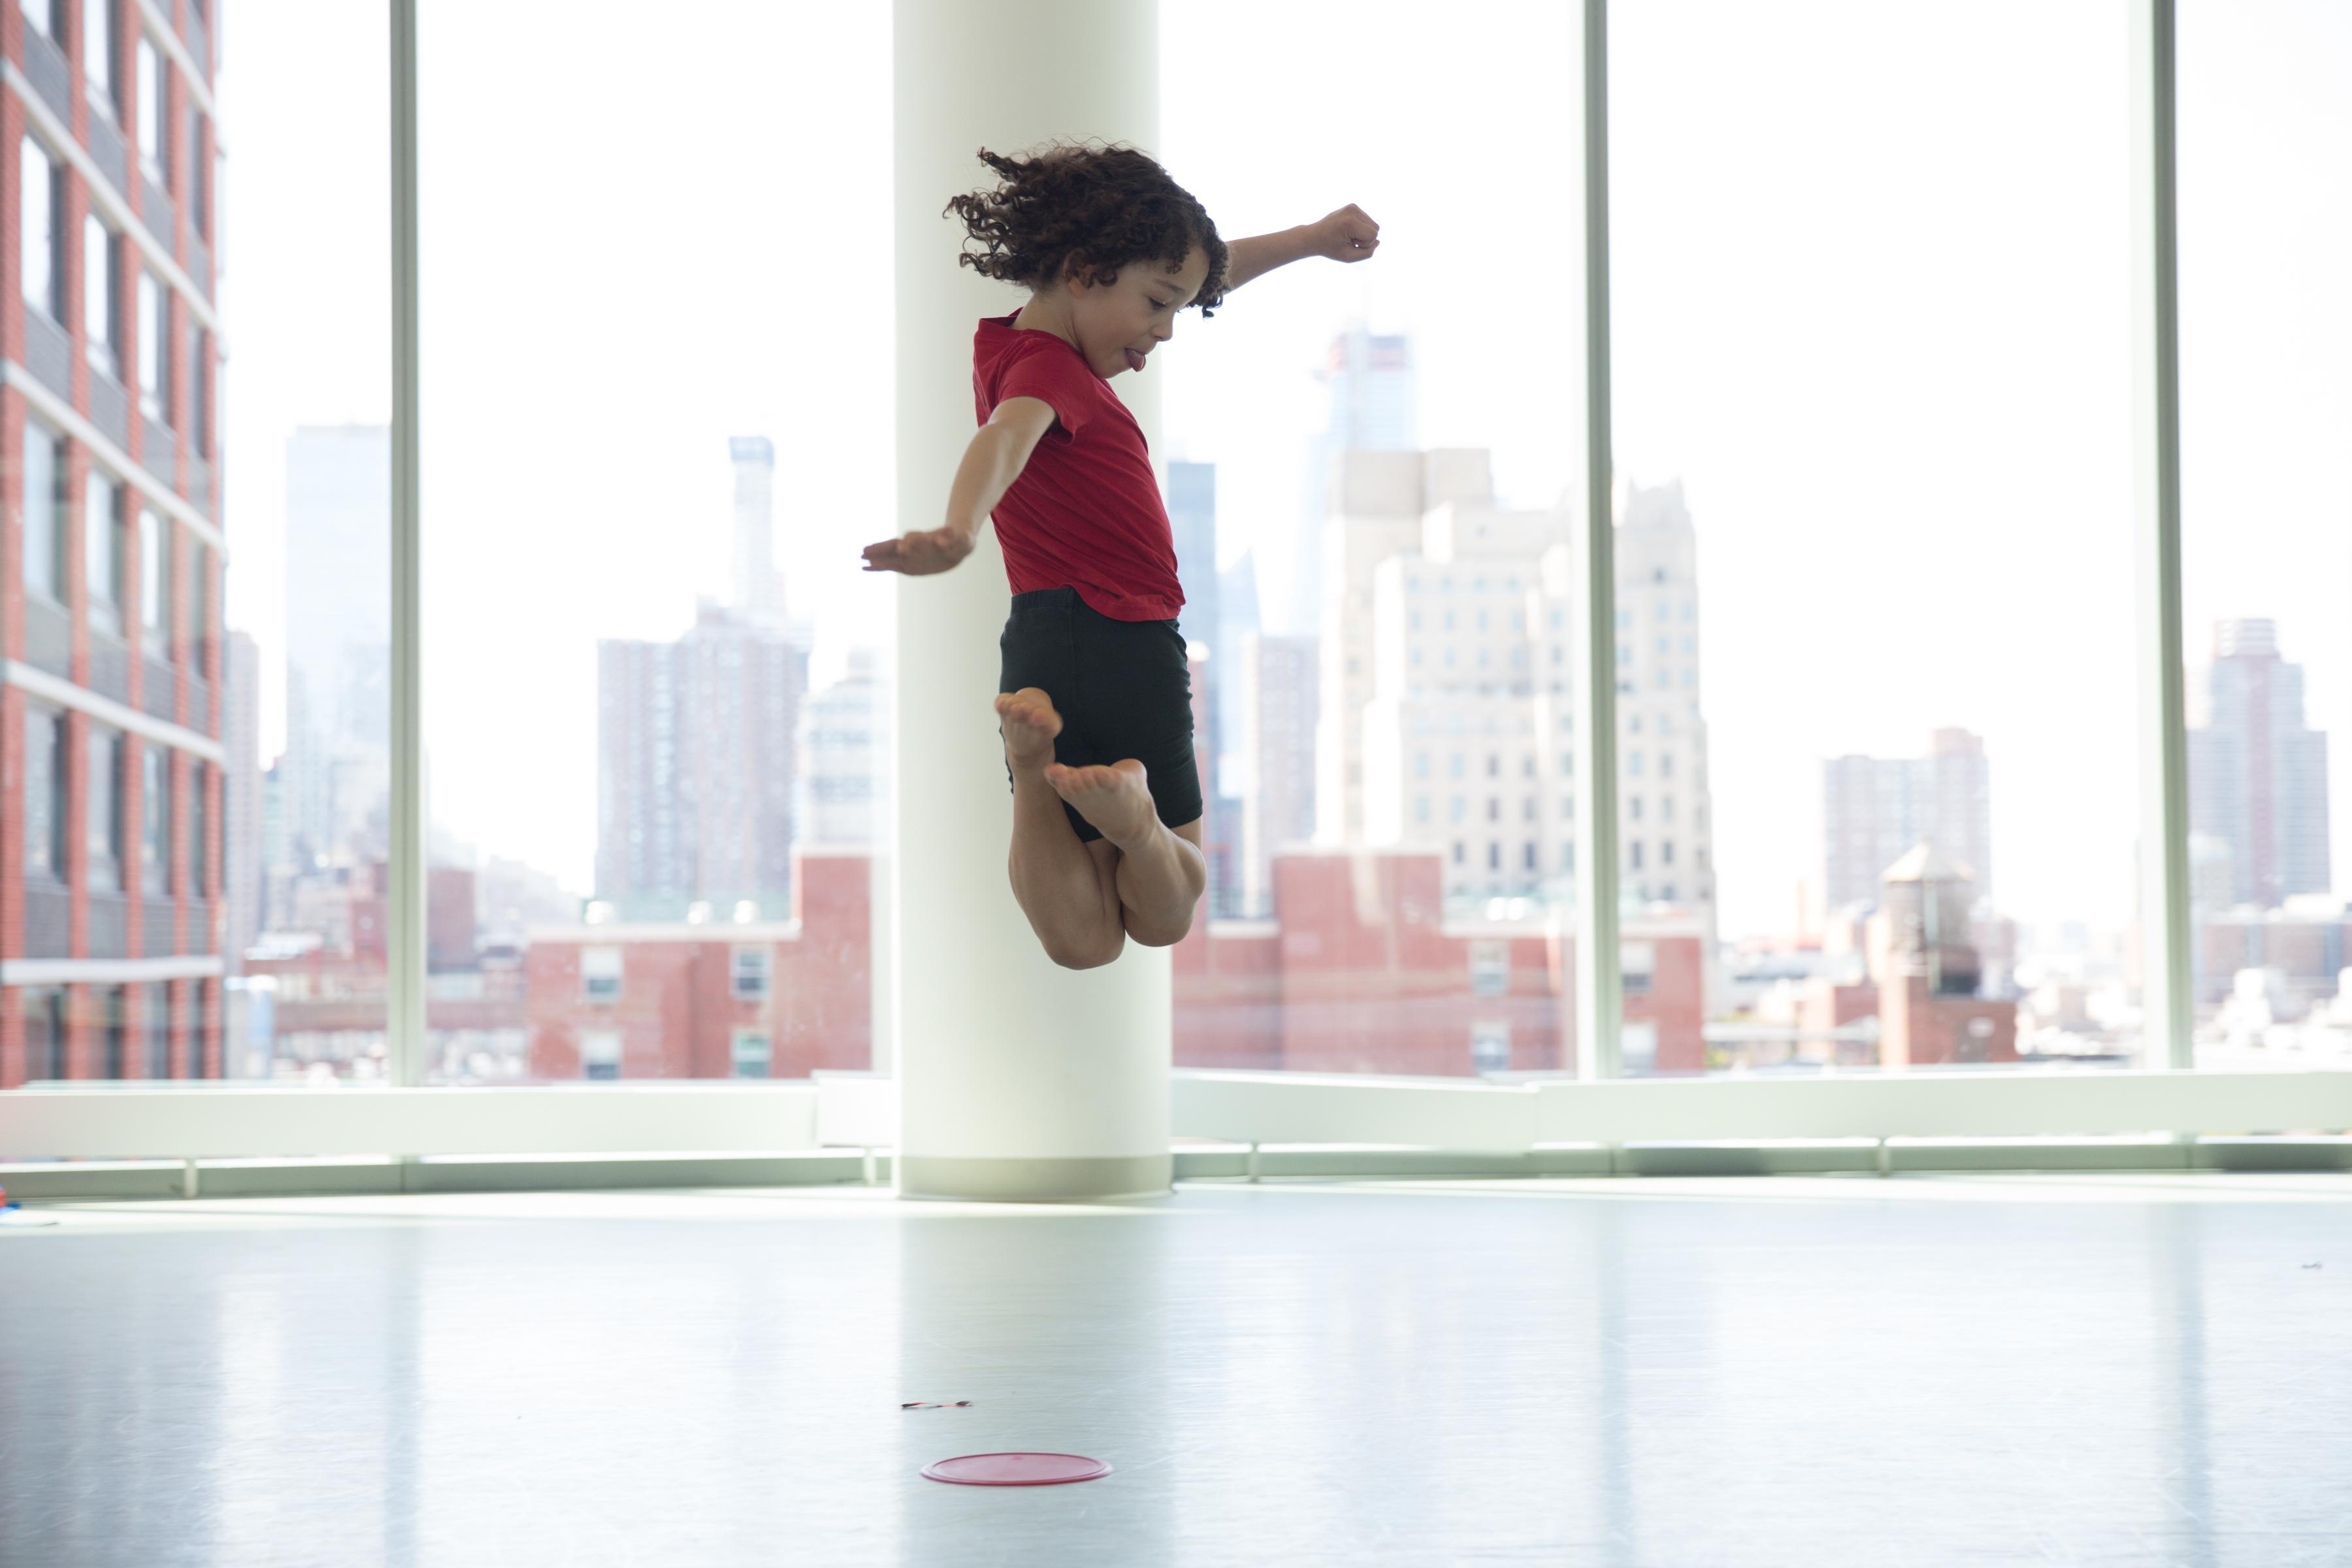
[1123,346,1147,372]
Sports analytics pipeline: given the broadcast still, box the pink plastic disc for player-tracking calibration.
[921,1452,1113,1486]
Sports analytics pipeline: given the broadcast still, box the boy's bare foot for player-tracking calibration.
[1045,758,1159,848]
[996,688,1062,772]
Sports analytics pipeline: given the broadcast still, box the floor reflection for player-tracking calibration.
[0,1176,2342,1566]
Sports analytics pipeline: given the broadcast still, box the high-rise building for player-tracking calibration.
[2188,617,2331,909]
[728,436,785,631]
[1315,447,1498,847]
[1612,478,1720,929]
[1286,319,1418,636]
[4,7,227,1082]
[1820,728,1993,915]
[597,600,808,921]
[1351,473,1718,936]
[1240,633,1318,917]
[1167,459,1220,659]
[796,647,887,847]
[1213,544,1261,787]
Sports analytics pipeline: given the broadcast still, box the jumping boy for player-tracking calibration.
[862,139,1379,970]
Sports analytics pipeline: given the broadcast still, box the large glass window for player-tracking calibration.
[23,989,65,1083]
[191,760,209,896]
[135,32,163,179]
[96,986,125,1079]
[84,470,122,632]
[2178,1,2352,1070]
[87,727,123,890]
[139,506,169,636]
[82,0,114,105]
[1605,2,2136,1075]
[84,215,118,377]
[417,3,892,1083]
[191,327,212,452]
[210,7,393,1081]
[20,138,62,321]
[1162,2,1583,1075]
[22,419,65,602]
[189,540,210,670]
[24,708,67,883]
[137,270,167,421]
[21,0,57,39]
[142,743,169,894]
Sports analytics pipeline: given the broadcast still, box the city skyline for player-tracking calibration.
[207,1,2349,938]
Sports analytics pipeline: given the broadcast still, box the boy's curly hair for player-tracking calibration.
[944,139,1229,319]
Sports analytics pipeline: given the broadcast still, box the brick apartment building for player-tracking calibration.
[2,0,225,1085]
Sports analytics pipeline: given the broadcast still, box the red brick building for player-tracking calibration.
[2,0,224,1086]
[526,843,1708,1080]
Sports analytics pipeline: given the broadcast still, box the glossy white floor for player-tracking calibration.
[2,1173,2346,1567]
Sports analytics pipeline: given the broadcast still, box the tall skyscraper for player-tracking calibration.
[728,436,787,632]
[1241,633,1319,917]
[1350,472,1719,938]
[1287,318,1418,636]
[4,7,228,1081]
[1214,544,1262,785]
[1612,478,1720,924]
[1315,446,1512,848]
[796,647,888,847]
[2188,617,2331,908]
[1167,459,1220,654]
[596,600,809,921]
[1820,728,1993,914]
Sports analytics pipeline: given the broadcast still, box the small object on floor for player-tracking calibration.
[901,1401,974,1409]
[2304,1262,2324,1269]
[922,1452,1112,1486]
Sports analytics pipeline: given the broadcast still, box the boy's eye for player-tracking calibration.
[1149,299,1168,310]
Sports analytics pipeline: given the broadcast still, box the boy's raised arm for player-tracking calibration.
[1222,204,1382,293]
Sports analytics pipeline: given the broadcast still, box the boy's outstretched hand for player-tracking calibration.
[1303,203,1380,263]
[862,525,974,576]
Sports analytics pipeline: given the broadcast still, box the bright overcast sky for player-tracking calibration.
[218,1,2349,941]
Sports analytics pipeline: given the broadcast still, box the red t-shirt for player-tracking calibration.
[970,308,1184,621]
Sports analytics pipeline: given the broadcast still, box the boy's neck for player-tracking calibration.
[1013,295,1077,350]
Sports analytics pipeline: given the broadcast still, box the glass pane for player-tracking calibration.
[204,6,391,1083]
[2178,1,2352,1070]
[1612,1,2137,1073]
[22,419,60,599]
[82,216,112,371]
[417,3,893,1083]
[1162,2,1584,1076]
[20,137,57,317]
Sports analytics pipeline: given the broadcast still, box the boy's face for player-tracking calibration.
[1064,244,1211,380]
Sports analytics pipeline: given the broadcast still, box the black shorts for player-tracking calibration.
[998,585,1203,844]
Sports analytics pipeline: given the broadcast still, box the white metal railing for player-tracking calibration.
[3,1069,2345,1166]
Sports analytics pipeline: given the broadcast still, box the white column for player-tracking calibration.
[892,0,1171,1200]
[1567,0,1622,1079]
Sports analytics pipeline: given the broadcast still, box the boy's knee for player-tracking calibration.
[1047,930,1124,970]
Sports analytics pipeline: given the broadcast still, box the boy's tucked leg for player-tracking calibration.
[1045,759,1205,947]
[998,689,1126,970]
[1113,814,1206,947]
